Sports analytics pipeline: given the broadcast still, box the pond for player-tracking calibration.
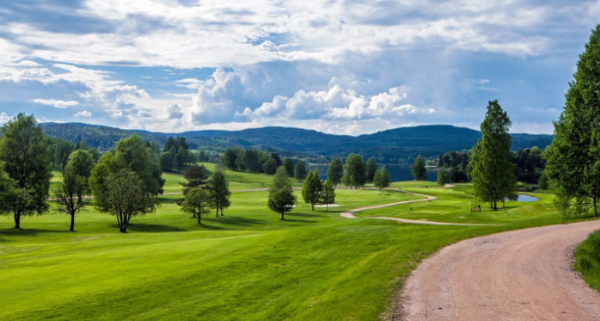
[505,194,539,202]
[307,163,438,182]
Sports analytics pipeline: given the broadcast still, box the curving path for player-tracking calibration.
[400,220,600,321]
[340,191,491,226]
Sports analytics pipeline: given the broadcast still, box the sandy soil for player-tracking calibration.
[400,220,600,321]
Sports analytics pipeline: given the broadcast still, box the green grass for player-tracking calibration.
[575,230,600,291]
[0,172,578,321]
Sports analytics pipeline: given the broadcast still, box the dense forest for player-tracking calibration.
[42,123,554,163]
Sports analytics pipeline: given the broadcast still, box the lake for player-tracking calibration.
[307,164,438,182]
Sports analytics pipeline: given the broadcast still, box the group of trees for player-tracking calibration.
[180,165,231,224]
[545,25,600,219]
[220,148,285,175]
[160,137,196,172]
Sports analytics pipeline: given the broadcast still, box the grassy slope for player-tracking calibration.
[0,169,570,320]
[575,231,600,292]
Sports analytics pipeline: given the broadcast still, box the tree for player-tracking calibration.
[263,157,278,175]
[181,164,209,196]
[469,100,517,210]
[182,187,214,224]
[411,155,427,180]
[236,150,246,171]
[221,148,240,170]
[174,147,187,171]
[545,26,600,218]
[160,152,173,172]
[96,170,157,233]
[327,157,344,186]
[53,166,88,232]
[320,180,336,211]
[437,169,448,186]
[0,114,53,229]
[244,149,260,173]
[295,161,307,181]
[54,140,74,171]
[68,149,95,184]
[209,169,231,217]
[302,169,323,210]
[283,158,295,177]
[91,134,164,197]
[374,165,391,190]
[343,154,367,188]
[366,157,377,183]
[267,167,296,220]
[438,153,444,168]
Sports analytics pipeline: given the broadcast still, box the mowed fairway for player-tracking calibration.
[0,167,567,320]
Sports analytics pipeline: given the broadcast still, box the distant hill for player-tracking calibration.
[41,123,554,163]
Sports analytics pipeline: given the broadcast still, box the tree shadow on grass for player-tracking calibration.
[281,218,317,223]
[0,228,72,237]
[286,212,325,218]
[204,216,266,227]
[123,223,188,233]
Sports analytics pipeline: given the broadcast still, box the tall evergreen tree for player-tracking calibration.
[283,158,295,177]
[470,100,517,210]
[181,164,209,196]
[320,180,336,211]
[302,169,323,210]
[373,165,391,190]
[267,167,296,220]
[327,157,344,186]
[545,25,600,218]
[0,114,53,229]
[437,169,448,186]
[411,155,427,180]
[366,157,377,183]
[209,169,231,217]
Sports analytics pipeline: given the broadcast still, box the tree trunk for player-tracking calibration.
[220,208,224,217]
[216,207,219,218]
[14,213,21,229]
[197,212,202,224]
[311,203,314,211]
[70,213,75,232]
[281,212,285,220]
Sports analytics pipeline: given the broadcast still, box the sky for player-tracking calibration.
[0,0,598,135]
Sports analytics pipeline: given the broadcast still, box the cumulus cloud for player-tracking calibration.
[0,112,11,124]
[31,99,79,108]
[74,110,92,117]
[167,103,184,119]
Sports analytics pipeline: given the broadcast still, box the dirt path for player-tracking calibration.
[400,220,600,321]
[340,192,491,226]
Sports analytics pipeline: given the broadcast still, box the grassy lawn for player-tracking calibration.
[0,171,573,321]
[575,231,600,292]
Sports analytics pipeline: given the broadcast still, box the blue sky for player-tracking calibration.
[0,0,598,135]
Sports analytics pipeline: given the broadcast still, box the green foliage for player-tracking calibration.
[327,157,344,186]
[181,164,209,195]
[54,140,74,170]
[68,149,95,180]
[53,166,88,231]
[302,169,323,210]
[575,229,600,293]
[90,134,165,200]
[320,180,336,211]
[243,149,260,173]
[366,157,377,183]
[411,155,427,180]
[268,167,296,219]
[209,169,231,217]
[470,100,517,210]
[263,157,278,175]
[0,113,53,229]
[342,154,366,188]
[295,161,307,181]
[373,165,391,190]
[545,25,600,218]
[182,187,214,224]
[538,170,549,190]
[437,169,448,186]
[283,158,294,177]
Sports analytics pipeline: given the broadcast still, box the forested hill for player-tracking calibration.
[41,123,553,163]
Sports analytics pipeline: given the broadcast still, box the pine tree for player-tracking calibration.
[411,155,427,180]
[437,169,448,186]
[366,157,377,183]
[327,157,344,186]
[469,100,517,210]
[268,167,296,220]
[374,165,391,190]
[295,161,307,181]
[545,25,600,218]
[209,169,231,217]
[320,180,336,211]
[302,169,323,210]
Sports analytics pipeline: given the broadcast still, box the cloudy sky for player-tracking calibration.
[0,0,598,135]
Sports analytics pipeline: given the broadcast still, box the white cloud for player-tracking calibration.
[31,99,79,108]
[74,110,92,117]
[0,112,11,124]
[167,103,184,119]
